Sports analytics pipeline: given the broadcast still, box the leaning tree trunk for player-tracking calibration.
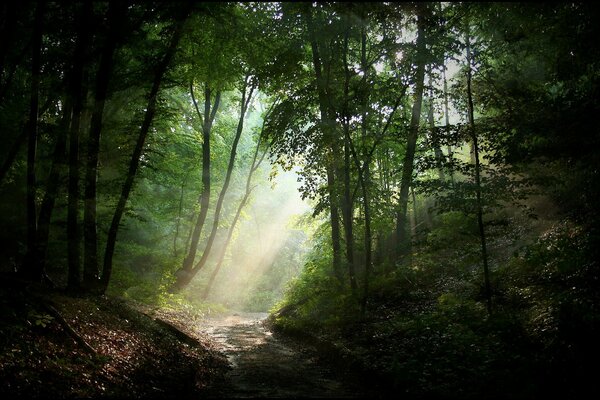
[465,21,492,315]
[395,9,427,264]
[100,11,189,294]
[202,126,269,300]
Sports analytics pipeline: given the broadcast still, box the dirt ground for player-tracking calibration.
[199,312,370,398]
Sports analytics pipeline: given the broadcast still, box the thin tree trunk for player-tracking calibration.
[171,76,255,291]
[101,12,189,294]
[173,179,186,258]
[202,126,269,300]
[180,83,221,273]
[465,20,492,315]
[395,9,427,263]
[83,1,124,291]
[341,27,357,296]
[428,70,445,181]
[359,23,373,314]
[35,100,71,277]
[442,64,455,185]
[67,2,92,292]
[23,2,44,281]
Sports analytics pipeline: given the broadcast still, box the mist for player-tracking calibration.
[184,165,312,312]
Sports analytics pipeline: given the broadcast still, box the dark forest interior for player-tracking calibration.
[1,2,599,398]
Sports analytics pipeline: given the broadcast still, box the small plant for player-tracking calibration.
[27,310,54,328]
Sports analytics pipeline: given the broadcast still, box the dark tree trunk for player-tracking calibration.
[202,128,269,300]
[23,2,44,281]
[341,27,357,297]
[35,101,71,277]
[305,5,343,283]
[359,23,373,313]
[67,2,92,292]
[465,22,492,315]
[100,12,189,294]
[83,1,124,291]
[171,76,255,292]
[181,83,220,273]
[395,10,427,263]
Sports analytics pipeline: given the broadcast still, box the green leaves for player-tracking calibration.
[27,311,54,328]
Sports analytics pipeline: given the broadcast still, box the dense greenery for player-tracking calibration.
[1,2,599,398]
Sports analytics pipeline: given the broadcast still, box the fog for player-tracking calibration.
[186,166,312,312]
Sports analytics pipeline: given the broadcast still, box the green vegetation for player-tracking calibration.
[1,2,599,398]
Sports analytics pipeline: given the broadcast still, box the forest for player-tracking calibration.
[1,2,599,398]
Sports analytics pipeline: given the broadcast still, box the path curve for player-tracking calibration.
[200,312,365,398]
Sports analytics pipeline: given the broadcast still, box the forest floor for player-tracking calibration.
[0,281,376,398]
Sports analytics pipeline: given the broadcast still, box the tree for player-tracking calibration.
[101,7,191,294]
[83,1,126,290]
[22,2,44,282]
[395,5,428,264]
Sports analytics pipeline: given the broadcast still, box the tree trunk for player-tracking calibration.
[465,21,492,315]
[341,27,357,296]
[65,2,91,291]
[395,10,427,264]
[202,128,269,300]
[35,100,71,277]
[82,1,124,291]
[171,76,255,291]
[22,2,44,282]
[181,83,220,272]
[101,12,189,294]
[359,23,373,314]
[305,5,343,283]
[427,70,445,182]
[442,64,455,186]
[173,179,186,258]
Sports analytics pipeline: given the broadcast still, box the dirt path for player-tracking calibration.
[200,312,366,398]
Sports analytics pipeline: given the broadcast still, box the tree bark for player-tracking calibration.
[35,100,71,278]
[395,9,427,263]
[101,11,189,294]
[171,76,255,291]
[341,27,357,297]
[427,70,445,182]
[22,2,44,281]
[465,21,492,314]
[83,1,124,291]
[181,83,220,272]
[442,64,455,185]
[202,124,269,300]
[67,2,92,292]
[305,5,343,283]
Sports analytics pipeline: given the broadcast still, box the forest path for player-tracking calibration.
[199,312,365,398]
